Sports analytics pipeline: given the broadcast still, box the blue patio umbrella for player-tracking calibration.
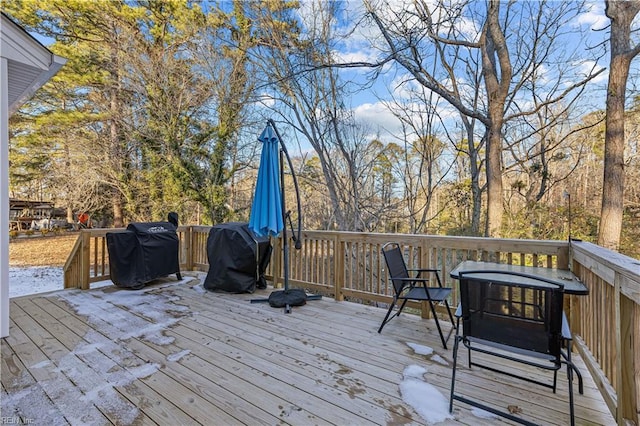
[249,123,284,238]
[248,120,321,312]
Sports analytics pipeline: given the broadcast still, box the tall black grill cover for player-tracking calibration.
[107,222,181,289]
[204,222,272,293]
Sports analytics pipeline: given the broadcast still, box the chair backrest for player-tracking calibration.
[458,270,564,357]
[381,243,410,294]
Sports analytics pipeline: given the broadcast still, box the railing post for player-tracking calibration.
[617,272,639,425]
[273,236,282,288]
[567,259,581,334]
[334,233,344,301]
[557,245,569,270]
[80,230,90,290]
[184,226,193,271]
[420,240,430,319]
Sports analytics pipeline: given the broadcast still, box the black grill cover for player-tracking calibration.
[204,222,272,293]
[107,222,181,289]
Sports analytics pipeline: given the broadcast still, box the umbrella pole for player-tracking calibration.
[280,148,293,313]
[272,121,321,302]
[280,148,288,292]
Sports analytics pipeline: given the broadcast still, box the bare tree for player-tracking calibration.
[363,0,603,236]
[381,85,455,233]
[250,0,388,231]
[599,0,640,250]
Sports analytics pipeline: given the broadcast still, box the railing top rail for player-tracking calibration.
[83,228,126,237]
[300,229,565,243]
[301,230,568,253]
[572,240,640,276]
[571,240,640,304]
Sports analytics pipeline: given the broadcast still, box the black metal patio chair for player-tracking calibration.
[449,270,583,426]
[378,242,456,349]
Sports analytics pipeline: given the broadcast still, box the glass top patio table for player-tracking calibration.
[449,260,589,295]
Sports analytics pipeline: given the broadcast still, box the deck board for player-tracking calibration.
[2,274,616,425]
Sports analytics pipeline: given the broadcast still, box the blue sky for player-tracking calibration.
[322,1,620,147]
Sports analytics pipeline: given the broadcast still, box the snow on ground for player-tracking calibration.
[9,266,65,298]
[400,364,454,424]
[403,341,499,423]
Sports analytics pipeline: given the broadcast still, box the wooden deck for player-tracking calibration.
[2,273,615,425]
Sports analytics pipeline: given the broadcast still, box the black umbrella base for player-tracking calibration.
[250,288,322,313]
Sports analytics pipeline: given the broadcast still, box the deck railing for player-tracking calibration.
[569,241,640,425]
[63,227,639,425]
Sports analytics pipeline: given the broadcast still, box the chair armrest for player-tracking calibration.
[561,311,572,340]
[406,268,441,282]
[455,303,462,318]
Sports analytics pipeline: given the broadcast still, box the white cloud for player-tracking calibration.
[455,16,481,42]
[255,92,276,108]
[332,49,376,65]
[352,100,433,143]
[576,2,608,31]
[353,101,402,132]
[352,96,463,145]
[576,60,608,85]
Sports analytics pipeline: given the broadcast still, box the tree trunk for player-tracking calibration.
[112,194,124,228]
[66,206,74,225]
[109,95,124,229]
[599,1,640,251]
[108,18,125,229]
[481,0,511,237]
[485,123,504,236]
[463,119,482,235]
[600,51,629,250]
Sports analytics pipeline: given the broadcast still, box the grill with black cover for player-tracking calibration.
[204,222,272,294]
[106,221,182,289]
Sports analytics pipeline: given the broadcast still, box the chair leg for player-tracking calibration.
[572,363,584,394]
[564,340,584,394]
[567,361,575,426]
[444,300,456,328]
[378,300,397,333]
[449,334,460,413]
[427,300,448,349]
[561,341,578,425]
[396,299,409,316]
[443,300,457,344]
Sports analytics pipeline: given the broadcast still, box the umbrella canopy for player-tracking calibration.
[249,123,284,237]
